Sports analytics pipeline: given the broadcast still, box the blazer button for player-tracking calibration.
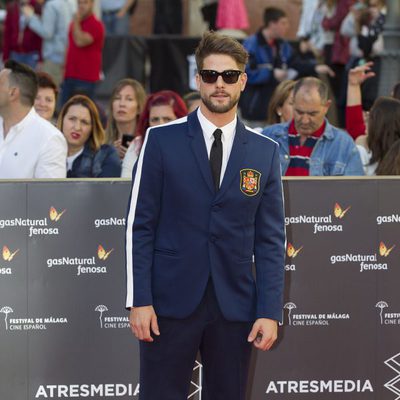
[210,235,218,243]
[212,204,221,212]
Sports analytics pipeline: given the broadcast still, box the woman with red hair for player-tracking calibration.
[121,90,188,178]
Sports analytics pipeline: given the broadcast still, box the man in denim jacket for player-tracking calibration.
[262,77,364,176]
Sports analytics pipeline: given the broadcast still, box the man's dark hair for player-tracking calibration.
[293,77,329,104]
[4,60,38,106]
[263,7,287,28]
[195,31,249,72]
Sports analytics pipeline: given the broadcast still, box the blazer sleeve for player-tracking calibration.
[125,129,163,308]
[254,143,285,321]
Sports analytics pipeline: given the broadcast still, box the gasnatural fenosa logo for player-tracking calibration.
[285,202,350,234]
[97,245,113,261]
[333,203,351,219]
[1,245,20,275]
[46,244,114,276]
[0,206,64,237]
[287,243,303,258]
[379,242,395,257]
[330,242,396,272]
[49,206,66,222]
[285,243,303,271]
[2,245,19,261]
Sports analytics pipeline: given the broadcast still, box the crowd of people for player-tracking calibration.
[0,0,398,179]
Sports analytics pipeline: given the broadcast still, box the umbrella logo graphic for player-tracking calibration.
[375,301,388,325]
[0,306,13,330]
[95,305,108,328]
[334,203,351,219]
[284,302,297,325]
[379,242,395,257]
[286,243,303,258]
[49,206,66,222]
[97,245,113,261]
[2,246,19,262]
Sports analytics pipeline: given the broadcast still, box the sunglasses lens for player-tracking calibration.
[222,71,241,84]
[200,71,218,84]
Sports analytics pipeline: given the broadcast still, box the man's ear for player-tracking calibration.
[195,73,201,91]
[240,72,247,92]
[9,86,19,102]
[324,99,332,112]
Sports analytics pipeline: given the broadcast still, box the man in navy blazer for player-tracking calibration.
[126,31,285,400]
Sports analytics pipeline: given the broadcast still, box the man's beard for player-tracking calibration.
[201,91,240,114]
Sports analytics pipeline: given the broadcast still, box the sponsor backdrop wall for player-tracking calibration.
[0,179,399,400]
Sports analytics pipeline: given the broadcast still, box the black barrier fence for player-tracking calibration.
[0,178,399,400]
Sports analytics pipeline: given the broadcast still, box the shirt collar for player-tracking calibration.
[0,107,36,140]
[197,107,237,142]
[288,119,326,138]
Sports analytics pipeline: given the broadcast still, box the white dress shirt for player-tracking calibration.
[197,107,237,186]
[0,108,67,179]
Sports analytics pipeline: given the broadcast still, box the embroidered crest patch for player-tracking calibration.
[240,169,261,196]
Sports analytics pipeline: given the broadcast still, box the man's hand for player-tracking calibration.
[247,318,278,351]
[22,5,35,18]
[129,305,160,342]
[348,62,375,86]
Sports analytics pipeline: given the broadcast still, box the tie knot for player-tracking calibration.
[213,128,222,141]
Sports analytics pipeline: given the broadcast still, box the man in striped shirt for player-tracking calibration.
[262,77,364,176]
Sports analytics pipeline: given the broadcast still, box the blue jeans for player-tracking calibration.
[102,12,130,35]
[60,78,97,107]
[10,51,39,69]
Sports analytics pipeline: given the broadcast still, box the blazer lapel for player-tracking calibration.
[187,112,215,194]
[217,118,248,199]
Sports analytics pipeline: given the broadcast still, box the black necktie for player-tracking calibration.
[210,128,223,191]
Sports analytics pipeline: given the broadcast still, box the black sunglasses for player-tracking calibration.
[199,70,243,84]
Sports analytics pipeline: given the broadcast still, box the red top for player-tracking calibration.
[285,120,326,176]
[345,104,366,140]
[64,14,105,82]
[3,1,42,62]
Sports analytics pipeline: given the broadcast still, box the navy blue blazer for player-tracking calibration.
[125,111,285,322]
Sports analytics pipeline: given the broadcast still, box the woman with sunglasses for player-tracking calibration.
[121,90,187,178]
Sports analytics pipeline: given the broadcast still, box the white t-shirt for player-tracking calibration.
[357,145,377,176]
[0,108,67,179]
[67,148,84,172]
